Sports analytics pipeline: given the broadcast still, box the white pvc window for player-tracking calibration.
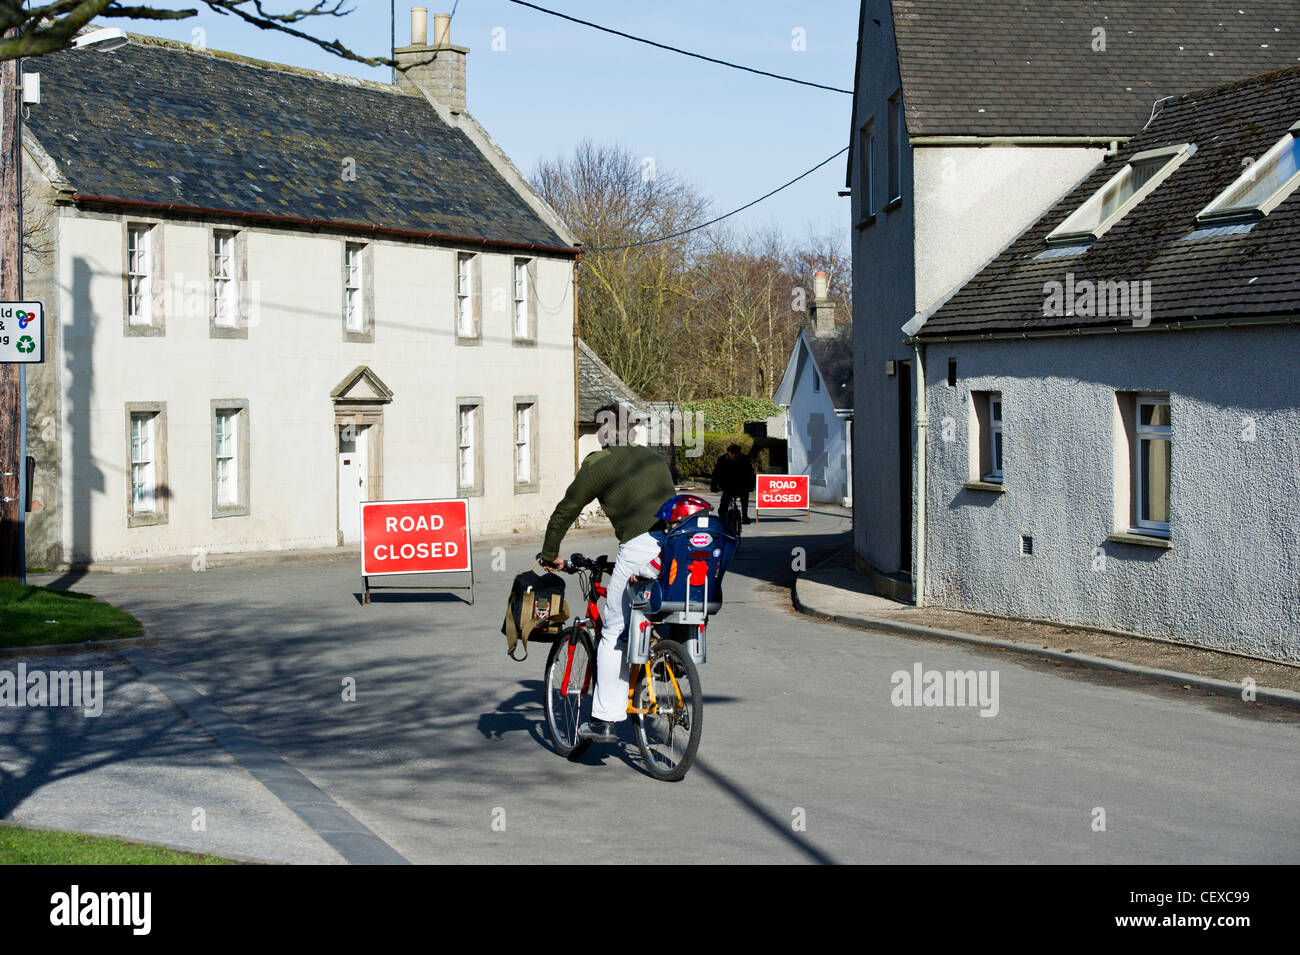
[458,405,476,488]
[130,413,156,512]
[513,259,530,338]
[1047,144,1195,245]
[215,410,238,506]
[127,224,152,325]
[344,243,364,332]
[515,403,533,483]
[457,253,474,337]
[1198,122,1300,223]
[212,230,237,326]
[986,395,1003,482]
[1134,395,1171,534]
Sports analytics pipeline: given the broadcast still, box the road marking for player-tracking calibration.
[121,649,410,865]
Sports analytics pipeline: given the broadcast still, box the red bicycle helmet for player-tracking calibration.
[656,494,712,527]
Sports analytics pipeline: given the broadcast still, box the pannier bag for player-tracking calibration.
[501,568,569,662]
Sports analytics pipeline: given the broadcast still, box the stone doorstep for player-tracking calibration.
[792,568,1300,707]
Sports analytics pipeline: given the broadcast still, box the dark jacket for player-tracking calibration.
[711,453,755,494]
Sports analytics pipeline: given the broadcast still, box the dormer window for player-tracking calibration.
[1046,144,1195,245]
[1197,121,1300,224]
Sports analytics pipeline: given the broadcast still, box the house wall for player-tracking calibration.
[924,328,1300,662]
[785,342,849,503]
[851,3,1112,584]
[46,209,575,564]
[912,145,1105,312]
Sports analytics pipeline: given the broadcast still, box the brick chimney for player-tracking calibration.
[394,7,468,113]
[811,270,837,338]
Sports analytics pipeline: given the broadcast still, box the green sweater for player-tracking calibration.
[542,444,677,561]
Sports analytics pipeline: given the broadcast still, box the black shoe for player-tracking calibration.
[578,718,618,744]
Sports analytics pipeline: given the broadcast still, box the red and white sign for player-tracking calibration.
[756,474,810,510]
[361,498,471,577]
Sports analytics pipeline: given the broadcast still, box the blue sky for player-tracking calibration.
[105,0,858,240]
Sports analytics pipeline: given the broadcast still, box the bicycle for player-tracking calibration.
[542,552,704,782]
[721,494,744,539]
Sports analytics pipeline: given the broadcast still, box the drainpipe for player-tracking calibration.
[842,416,853,508]
[912,342,927,608]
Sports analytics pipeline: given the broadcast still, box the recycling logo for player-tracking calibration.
[15,335,35,354]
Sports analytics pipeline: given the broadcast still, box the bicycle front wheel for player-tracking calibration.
[633,640,703,781]
[543,626,595,760]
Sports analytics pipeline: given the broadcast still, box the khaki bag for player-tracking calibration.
[501,567,570,661]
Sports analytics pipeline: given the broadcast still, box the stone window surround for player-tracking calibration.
[125,401,168,528]
[511,256,539,346]
[513,395,539,493]
[342,241,375,343]
[211,398,251,519]
[209,226,250,339]
[122,218,166,337]
[454,249,484,345]
[457,397,484,496]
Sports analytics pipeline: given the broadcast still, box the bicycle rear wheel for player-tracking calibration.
[633,639,703,781]
[543,626,595,759]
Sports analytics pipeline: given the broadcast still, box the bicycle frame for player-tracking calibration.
[557,560,679,717]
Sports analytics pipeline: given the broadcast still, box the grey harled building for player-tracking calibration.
[908,65,1300,662]
[847,0,1300,603]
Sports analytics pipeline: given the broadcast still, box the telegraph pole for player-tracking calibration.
[0,43,22,581]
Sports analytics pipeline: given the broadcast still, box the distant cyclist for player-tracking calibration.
[540,403,690,744]
[711,443,755,525]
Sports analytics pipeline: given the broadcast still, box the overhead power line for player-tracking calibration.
[506,0,853,95]
[582,146,850,253]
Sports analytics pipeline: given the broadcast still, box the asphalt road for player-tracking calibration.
[9,504,1300,864]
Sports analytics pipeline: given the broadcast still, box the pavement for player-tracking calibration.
[3,500,1299,864]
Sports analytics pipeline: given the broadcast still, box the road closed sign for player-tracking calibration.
[757,474,810,510]
[0,302,44,363]
[361,498,471,577]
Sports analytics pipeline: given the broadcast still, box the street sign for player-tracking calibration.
[0,302,43,363]
[756,474,811,522]
[359,498,474,604]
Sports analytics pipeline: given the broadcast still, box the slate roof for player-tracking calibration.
[26,36,570,251]
[577,339,647,422]
[805,328,854,412]
[915,65,1300,338]
[889,0,1300,137]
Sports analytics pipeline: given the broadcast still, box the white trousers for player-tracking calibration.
[593,531,662,722]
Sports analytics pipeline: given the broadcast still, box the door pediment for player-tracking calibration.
[331,366,394,404]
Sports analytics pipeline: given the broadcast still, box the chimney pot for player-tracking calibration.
[411,7,428,45]
[433,12,451,47]
[814,270,829,301]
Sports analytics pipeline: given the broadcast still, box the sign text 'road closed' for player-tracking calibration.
[361,498,471,577]
[756,474,810,510]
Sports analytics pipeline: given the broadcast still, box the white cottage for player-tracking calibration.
[773,272,852,505]
[21,18,579,567]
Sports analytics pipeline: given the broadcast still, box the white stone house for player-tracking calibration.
[22,18,578,566]
[773,273,852,505]
[848,0,1300,601]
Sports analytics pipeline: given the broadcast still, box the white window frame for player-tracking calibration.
[215,409,238,506]
[1197,121,1300,224]
[1133,394,1171,535]
[457,252,475,338]
[1046,144,1196,245]
[513,258,531,340]
[986,394,1003,483]
[344,242,364,332]
[130,412,156,513]
[212,229,238,327]
[458,404,477,490]
[515,402,532,484]
[127,224,152,326]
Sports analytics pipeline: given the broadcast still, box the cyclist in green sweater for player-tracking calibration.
[540,404,678,744]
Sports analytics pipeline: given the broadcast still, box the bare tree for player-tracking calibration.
[534,140,708,400]
[0,1,391,64]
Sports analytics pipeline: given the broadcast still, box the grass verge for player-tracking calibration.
[0,824,239,864]
[0,580,143,649]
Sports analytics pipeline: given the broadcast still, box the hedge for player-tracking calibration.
[675,432,787,479]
